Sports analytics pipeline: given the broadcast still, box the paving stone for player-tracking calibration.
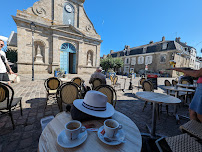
[3,140,19,152]
[0,122,6,128]
[22,131,33,139]
[24,125,34,131]
[19,138,32,149]
[9,132,22,142]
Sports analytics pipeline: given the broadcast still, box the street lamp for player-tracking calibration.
[30,22,36,81]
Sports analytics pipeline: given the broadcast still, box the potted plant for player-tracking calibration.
[54,68,66,77]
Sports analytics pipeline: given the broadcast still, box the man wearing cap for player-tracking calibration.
[0,39,14,85]
[89,67,106,84]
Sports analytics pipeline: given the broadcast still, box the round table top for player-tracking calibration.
[38,111,142,152]
[162,86,195,92]
[135,91,181,104]
[177,84,197,89]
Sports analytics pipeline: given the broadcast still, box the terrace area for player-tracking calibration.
[0,74,190,152]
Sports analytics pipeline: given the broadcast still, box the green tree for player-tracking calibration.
[113,57,124,72]
[100,56,123,72]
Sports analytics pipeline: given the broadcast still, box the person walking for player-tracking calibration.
[174,67,202,122]
[0,39,14,85]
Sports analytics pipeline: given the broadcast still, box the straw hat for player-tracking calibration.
[73,90,114,118]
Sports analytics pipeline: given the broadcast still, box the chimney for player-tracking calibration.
[175,37,181,42]
[162,36,165,41]
[103,55,107,58]
[110,50,114,54]
[149,41,154,44]
[124,45,130,50]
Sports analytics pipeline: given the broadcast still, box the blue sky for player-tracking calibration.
[1,0,202,57]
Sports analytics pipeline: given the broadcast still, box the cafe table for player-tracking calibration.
[177,84,197,90]
[38,111,142,152]
[162,86,195,104]
[135,91,181,138]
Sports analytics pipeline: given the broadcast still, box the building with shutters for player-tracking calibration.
[9,0,102,74]
[107,37,198,77]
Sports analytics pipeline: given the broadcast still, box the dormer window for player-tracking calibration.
[162,43,167,50]
[143,47,147,53]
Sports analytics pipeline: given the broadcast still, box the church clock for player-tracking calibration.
[63,3,74,26]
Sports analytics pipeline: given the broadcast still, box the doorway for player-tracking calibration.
[60,43,76,74]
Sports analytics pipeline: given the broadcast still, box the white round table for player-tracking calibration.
[135,91,181,138]
[38,111,142,152]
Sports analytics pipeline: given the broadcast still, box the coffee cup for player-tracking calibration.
[104,119,122,138]
[65,120,85,140]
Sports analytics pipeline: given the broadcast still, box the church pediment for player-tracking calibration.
[52,25,84,36]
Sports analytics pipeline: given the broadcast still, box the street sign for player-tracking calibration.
[145,65,148,70]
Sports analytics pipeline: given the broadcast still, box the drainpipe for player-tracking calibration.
[51,0,54,73]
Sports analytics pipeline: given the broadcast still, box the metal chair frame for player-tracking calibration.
[0,82,22,129]
[44,77,62,107]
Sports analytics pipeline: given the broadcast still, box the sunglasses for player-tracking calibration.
[0,44,4,47]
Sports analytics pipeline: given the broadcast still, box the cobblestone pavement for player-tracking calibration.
[0,74,190,152]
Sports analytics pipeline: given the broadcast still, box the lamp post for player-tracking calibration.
[30,22,36,81]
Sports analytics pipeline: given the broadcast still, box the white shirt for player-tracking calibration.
[0,50,8,73]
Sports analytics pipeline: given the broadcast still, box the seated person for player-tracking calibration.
[89,67,106,84]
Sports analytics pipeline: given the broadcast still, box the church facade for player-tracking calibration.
[12,0,102,74]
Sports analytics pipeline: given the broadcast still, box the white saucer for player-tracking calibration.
[97,126,125,145]
[57,129,87,148]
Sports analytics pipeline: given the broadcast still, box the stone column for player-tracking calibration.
[52,35,60,66]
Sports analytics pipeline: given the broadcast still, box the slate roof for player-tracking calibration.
[111,40,178,58]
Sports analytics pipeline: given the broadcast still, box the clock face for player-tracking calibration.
[65,5,72,13]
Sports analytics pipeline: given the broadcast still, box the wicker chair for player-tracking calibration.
[180,120,202,141]
[91,78,103,90]
[110,75,114,85]
[44,77,61,107]
[94,84,117,108]
[113,76,121,90]
[137,78,146,91]
[142,80,154,111]
[156,133,202,152]
[0,82,23,129]
[164,80,171,86]
[181,79,191,85]
[71,77,84,88]
[56,82,80,112]
[172,80,178,86]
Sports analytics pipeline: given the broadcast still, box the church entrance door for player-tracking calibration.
[60,43,76,74]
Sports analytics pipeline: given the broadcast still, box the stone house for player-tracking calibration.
[10,0,102,74]
[107,37,197,77]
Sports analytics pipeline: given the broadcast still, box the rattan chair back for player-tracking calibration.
[139,78,146,85]
[0,83,13,108]
[142,80,154,92]
[57,82,80,111]
[94,84,117,108]
[172,80,178,86]
[71,77,84,87]
[45,77,61,90]
[164,80,171,86]
[113,76,118,85]
[181,79,191,84]
[110,75,114,85]
[0,82,22,129]
[92,78,103,90]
